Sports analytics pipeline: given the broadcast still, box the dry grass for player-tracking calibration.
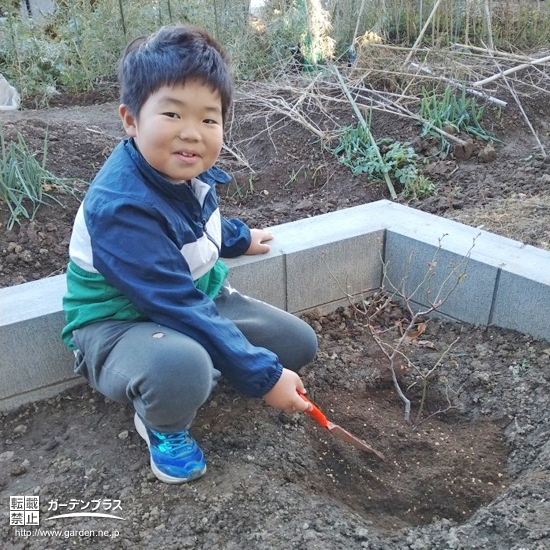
[224,46,550,251]
[444,193,550,250]
[227,43,550,151]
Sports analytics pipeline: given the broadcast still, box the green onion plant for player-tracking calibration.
[0,129,82,230]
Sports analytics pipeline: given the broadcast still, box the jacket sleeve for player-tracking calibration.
[220,216,251,257]
[86,198,282,397]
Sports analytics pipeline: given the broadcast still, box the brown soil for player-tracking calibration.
[0,83,549,549]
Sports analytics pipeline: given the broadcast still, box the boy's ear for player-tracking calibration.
[119,104,137,137]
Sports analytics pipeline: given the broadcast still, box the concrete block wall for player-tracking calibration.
[1,276,77,410]
[377,201,550,334]
[228,210,385,312]
[2,200,550,411]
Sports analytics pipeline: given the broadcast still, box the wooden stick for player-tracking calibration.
[485,53,547,157]
[452,43,532,62]
[332,66,397,200]
[474,54,550,87]
[404,0,444,66]
[410,62,507,107]
[483,0,494,51]
[343,84,468,146]
[352,0,366,46]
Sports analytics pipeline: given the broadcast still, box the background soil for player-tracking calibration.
[1,83,549,549]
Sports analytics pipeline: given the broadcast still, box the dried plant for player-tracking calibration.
[324,233,478,425]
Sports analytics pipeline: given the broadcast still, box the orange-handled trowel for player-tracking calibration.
[298,390,385,460]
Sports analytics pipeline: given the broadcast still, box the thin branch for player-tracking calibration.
[221,143,256,172]
[483,48,547,158]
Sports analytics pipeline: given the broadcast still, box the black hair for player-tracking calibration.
[118,24,232,123]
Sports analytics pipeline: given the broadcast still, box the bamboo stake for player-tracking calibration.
[464,0,470,45]
[410,62,507,107]
[485,51,547,157]
[474,54,550,87]
[506,85,546,157]
[344,83,469,146]
[117,0,127,40]
[452,43,530,61]
[332,66,397,200]
[482,0,494,51]
[404,0,445,66]
[352,0,366,46]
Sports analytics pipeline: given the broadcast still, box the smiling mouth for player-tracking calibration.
[174,151,201,165]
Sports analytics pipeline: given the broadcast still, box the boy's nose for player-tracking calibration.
[179,124,201,141]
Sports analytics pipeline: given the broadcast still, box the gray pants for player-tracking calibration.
[72,285,318,433]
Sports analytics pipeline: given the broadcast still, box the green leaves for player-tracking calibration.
[0,129,81,230]
[419,86,498,155]
[331,127,434,199]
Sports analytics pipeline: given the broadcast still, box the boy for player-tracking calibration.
[61,25,318,484]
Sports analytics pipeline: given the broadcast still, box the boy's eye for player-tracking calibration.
[204,119,219,125]
[163,112,179,119]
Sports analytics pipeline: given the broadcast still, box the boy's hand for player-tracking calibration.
[263,368,312,414]
[245,228,274,255]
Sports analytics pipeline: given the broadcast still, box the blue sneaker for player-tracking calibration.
[134,413,206,484]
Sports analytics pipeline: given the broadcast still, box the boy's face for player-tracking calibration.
[119,81,224,184]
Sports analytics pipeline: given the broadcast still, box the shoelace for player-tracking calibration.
[152,430,194,455]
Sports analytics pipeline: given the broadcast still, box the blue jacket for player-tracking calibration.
[62,138,283,397]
